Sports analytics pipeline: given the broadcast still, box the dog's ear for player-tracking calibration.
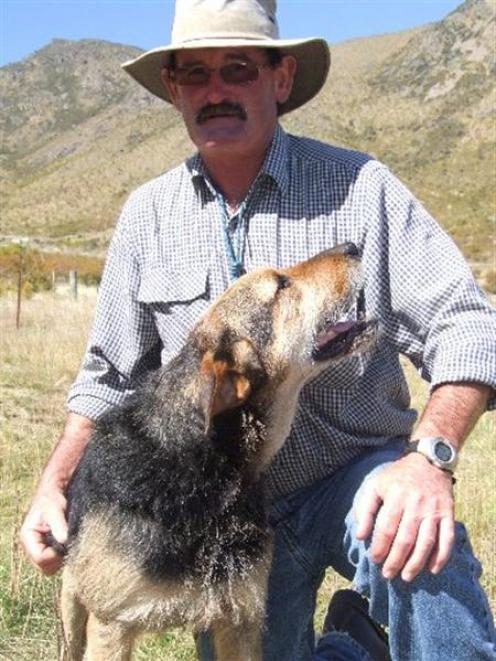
[199,353,251,434]
[199,340,264,435]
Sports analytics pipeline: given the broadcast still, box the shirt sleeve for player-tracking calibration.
[66,195,162,420]
[360,162,496,410]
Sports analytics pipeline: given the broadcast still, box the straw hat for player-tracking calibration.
[122,0,330,115]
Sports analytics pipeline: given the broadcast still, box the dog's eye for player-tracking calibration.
[276,275,291,291]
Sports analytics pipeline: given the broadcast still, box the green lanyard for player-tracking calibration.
[216,191,248,282]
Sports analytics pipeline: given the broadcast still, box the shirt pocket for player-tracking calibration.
[137,267,211,362]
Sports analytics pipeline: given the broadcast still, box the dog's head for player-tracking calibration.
[192,244,376,434]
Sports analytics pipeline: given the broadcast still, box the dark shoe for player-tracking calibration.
[322,589,390,661]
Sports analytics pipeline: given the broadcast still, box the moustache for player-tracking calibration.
[196,103,247,125]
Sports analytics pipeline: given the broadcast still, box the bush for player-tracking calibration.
[0,245,104,295]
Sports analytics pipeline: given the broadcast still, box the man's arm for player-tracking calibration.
[19,413,95,574]
[354,382,491,582]
[20,192,164,574]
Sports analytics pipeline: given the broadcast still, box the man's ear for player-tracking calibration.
[199,351,252,435]
[160,66,181,110]
[274,55,297,105]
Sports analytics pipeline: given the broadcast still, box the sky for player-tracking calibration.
[0,0,463,68]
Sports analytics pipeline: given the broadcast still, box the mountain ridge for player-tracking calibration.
[1,0,494,265]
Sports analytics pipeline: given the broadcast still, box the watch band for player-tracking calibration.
[403,436,459,478]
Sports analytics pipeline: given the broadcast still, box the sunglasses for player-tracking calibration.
[169,60,271,86]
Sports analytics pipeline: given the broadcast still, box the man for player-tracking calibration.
[20,1,496,659]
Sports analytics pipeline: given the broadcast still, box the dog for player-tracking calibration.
[57,244,376,660]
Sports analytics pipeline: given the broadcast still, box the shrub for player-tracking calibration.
[0,245,104,295]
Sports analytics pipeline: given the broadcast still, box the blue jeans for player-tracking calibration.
[199,440,496,660]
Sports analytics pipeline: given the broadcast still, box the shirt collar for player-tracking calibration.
[186,124,290,202]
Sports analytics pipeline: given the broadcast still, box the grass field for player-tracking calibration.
[0,288,494,660]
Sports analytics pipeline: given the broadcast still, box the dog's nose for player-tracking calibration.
[317,243,359,258]
[328,242,359,256]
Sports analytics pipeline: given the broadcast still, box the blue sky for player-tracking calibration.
[1,0,463,67]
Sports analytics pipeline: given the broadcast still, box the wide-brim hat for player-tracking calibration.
[122,0,330,115]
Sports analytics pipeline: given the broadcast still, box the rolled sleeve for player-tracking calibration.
[361,164,496,410]
[66,195,162,420]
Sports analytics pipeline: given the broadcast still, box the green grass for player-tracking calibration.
[0,290,494,659]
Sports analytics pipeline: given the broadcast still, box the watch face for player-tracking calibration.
[434,441,453,463]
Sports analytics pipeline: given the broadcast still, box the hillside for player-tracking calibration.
[0,0,494,263]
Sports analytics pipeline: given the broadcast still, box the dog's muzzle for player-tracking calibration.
[312,288,376,361]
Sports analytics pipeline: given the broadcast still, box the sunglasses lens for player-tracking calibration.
[173,66,210,86]
[221,62,260,84]
[172,61,261,86]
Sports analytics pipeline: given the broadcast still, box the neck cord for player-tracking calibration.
[216,191,249,282]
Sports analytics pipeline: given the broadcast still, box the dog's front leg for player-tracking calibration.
[211,620,262,661]
[85,614,135,661]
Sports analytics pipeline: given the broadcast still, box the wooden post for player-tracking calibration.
[16,263,22,329]
[69,270,78,300]
[14,242,27,329]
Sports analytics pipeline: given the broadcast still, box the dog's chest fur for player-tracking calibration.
[66,345,271,590]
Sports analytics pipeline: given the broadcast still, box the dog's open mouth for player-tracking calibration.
[312,289,376,361]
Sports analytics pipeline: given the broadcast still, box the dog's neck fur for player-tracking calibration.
[138,345,269,476]
[253,374,304,476]
[138,344,314,488]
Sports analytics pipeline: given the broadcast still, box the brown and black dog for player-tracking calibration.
[57,244,376,660]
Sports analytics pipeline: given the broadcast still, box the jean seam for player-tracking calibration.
[458,527,495,648]
[297,569,325,660]
[277,519,320,579]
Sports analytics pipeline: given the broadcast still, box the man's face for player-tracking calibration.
[161,47,296,161]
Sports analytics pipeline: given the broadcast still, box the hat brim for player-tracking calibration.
[122,37,330,115]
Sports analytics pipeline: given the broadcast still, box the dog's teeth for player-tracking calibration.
[337,309,356,324]
[356,289,366,321]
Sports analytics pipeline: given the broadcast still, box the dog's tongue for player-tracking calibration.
[316,320,355,349]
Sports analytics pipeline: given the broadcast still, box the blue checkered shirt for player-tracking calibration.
[67,126,496,498]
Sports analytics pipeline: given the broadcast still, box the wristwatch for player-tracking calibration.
[405,437,459,473]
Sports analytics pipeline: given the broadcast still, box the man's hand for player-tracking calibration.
[355,382,491,583]
[19,412,95,574]
[20,488,68,575]
[354,452,455,583]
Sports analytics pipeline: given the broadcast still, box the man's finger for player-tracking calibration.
[34,546,64,575]
[19,524,63,574]
[19,492,68,575]
[400,516,438,582]
[429,516,456,575]
[370,499,404,566]
[355,482,383,540]
[44,500,69,545]
[19,524,45,560]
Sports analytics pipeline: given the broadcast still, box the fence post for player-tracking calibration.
[69,270,78,300]
[16,263,22,329]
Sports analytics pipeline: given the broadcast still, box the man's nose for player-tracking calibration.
[203,70,233,98]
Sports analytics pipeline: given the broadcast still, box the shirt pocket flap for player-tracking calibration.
[138,267,208,304]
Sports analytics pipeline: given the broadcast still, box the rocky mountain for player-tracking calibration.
[0,0,494,265]
[376,0,495,99]
[1,40,153,155]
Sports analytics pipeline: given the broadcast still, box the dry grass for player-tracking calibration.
[0,289,494,660]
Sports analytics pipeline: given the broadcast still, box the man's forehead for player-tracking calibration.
[175,47,267,65]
